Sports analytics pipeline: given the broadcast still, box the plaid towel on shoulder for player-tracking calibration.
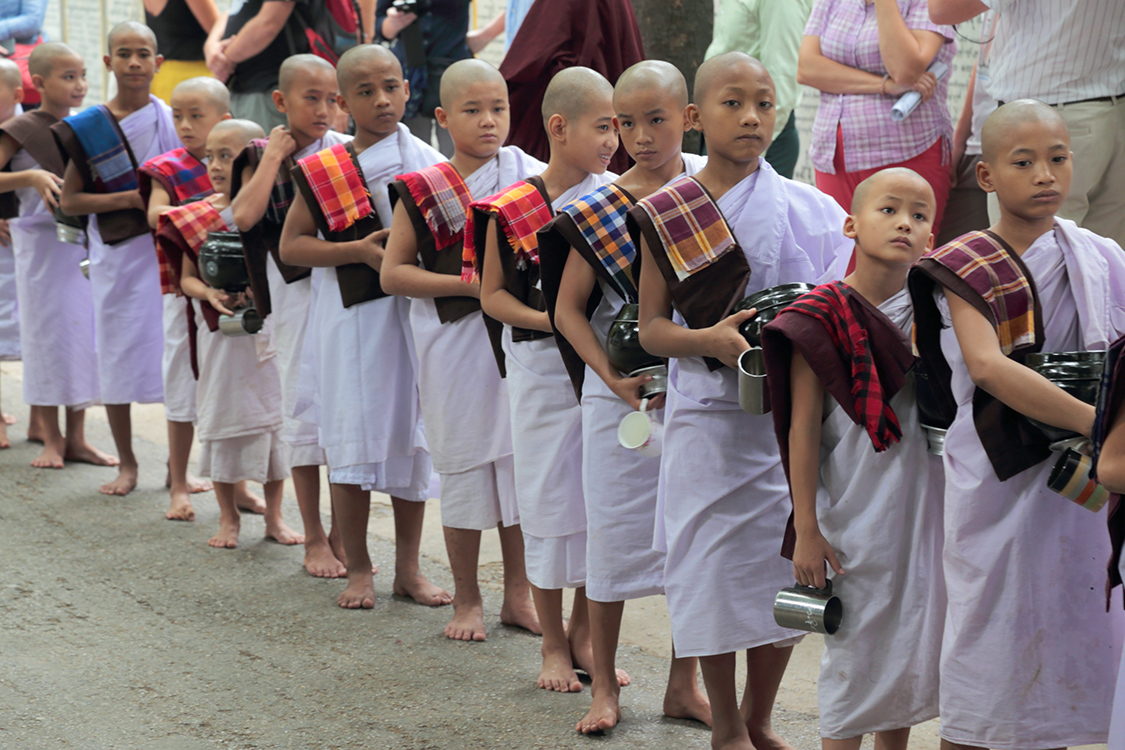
[398,161,471,249]
[923,230,1035,355]
[786,281,903,451]
[561,184,636,302]
[142,148,213,204]
[460,181,552,283]
[64,105,137,193]
[245,138,296,225]
[155,200,226,294]
[296,143,373,233]
[636,176,735,281]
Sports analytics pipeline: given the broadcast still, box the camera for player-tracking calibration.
[391,0,431,68]
[391,0,429,17]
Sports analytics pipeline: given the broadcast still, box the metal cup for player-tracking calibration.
[217,306,263,337]
[79,257,90,280]
[57,221,86,245]
[738,347,769,415]
[632,363,668,399]
[922,424,946,456]
[773,579,843,635]
[1047,447,1110,512]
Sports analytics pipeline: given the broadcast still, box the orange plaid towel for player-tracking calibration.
[295,143,373,233]
[461,181,552,283]
[635,176,735,281]
[156,200,226,292]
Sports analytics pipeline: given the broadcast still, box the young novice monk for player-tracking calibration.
[231,54,350,578]
[140,76,240,521]
[464,66,617,692]
[632,52,850,750]
[762,168,945,750]
[381,58,542,641]
[543,60,709,732]
[54,21,181,495]
[280,45,448,610]
[161,119,302,549]
[909,99,1125,750]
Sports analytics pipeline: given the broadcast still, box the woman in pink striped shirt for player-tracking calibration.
[798,0,955,235]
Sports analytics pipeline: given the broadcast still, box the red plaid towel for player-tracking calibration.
[398,162,471,250]
[156,200,226,291]
[296,143,373,232]
[461,181,552,283]
[786,281,903,451]
[635,176,735,281]
[142,148,215,294]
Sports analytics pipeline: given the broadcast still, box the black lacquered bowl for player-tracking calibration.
[1024,351,1106,442]
[198,231,250,293]
[734,282,815,347]
[606,303,663,375]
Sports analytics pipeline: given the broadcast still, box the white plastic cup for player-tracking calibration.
[618,398,663,457]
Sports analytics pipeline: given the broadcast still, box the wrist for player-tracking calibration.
[880,73,890,96]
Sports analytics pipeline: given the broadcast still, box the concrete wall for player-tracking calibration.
[44,0,984,186]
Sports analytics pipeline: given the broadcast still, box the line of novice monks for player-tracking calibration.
[2,19,1124,750]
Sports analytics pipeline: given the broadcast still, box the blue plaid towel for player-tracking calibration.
[561,184,637,302]
[65,105,137,193]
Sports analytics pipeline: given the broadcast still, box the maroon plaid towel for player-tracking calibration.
[786,281,903,450]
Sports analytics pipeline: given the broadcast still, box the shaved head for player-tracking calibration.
[614,60,688,110]
[693,52,772,103]
[28,41,81,80]
[981,99,1067,162]
[542,66,613,127]
[852,167,934,213]
[171,76,230,113]
[439,58,505,109]
[336,44,401,92]
[107,21,158,54]
[278,54,337,94]
[209,118,265,145]
[0,58,20,90]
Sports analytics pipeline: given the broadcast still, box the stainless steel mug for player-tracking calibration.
[218,306,263,337]
[773,579,843,635]
[79,257,90,280]
[633,363,668,399]
[922,424,946,456]
[1046,447,1110,512]
[738,347,769,415]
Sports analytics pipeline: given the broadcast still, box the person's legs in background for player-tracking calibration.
[763,112,799,179]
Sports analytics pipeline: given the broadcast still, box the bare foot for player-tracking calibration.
[265,518,304,545]
[0,419,9,449]
[303,538,346,578]
[663,684,712,727]
[444,600,487,642]
[500,596,542,635]
[328,531,348,569]
[65,441,119,466]
[748,727,796,750]
[235,485,267,514]
[24,414,44,444]
[208,517,240,548]
[393,571,452,607]
[2,412,14,425]
[164,468,213,493]
[166,490,196,522]
[576,688,622,734]
[337,571,376,609]
[31,443,66,469]
[99,465,138,496]
[572,640,631,687]
[538,645,582,692]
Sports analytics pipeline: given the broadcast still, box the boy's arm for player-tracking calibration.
[180,253,237,315]
[146,182,172,230]
[0,134,64,210]
[478,218,551,332]
[636,233,754,369]
[948,289,1096,436]
[231,126,295,231]
[278,189,388,269]
[1097,407,1125,493]
[788,349,845,590]
[554,248,658,410]
[60,161,144,216]
[381,200,480,299]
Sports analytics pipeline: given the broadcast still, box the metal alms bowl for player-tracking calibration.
[734,282,815,347]
[198,231,251,294]
[1024,351,1106,442]
[606,303,663,376]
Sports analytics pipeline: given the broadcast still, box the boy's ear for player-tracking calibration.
[434,105,449,129]
[842,214,859,240]
[103,54,112,71]
[681,107,691,133]
[685,103,703,133]
[336,92,351,116]
[221,112,232,121]
[30,73,45,93]
[12,85,23,105]
[272,89,287,113]
[402,78,410,100]
[154,54,164,72]
[547,112,567,142]
[924,231,936,253]
[975,159,995,194]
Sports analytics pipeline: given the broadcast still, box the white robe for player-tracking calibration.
[8,149,99,405]
[308,124,440,498]
[658,159,851,658]
[502,170,613,590]
[267,130,351,468]
[812,289,945,739]
[0,241,17,361]
[88,96,180,404]
[1112,552,1125,750]
[194,206,287,484]
[937,220,1125,748]
[580,154,705,603]
[408,145,544,530]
